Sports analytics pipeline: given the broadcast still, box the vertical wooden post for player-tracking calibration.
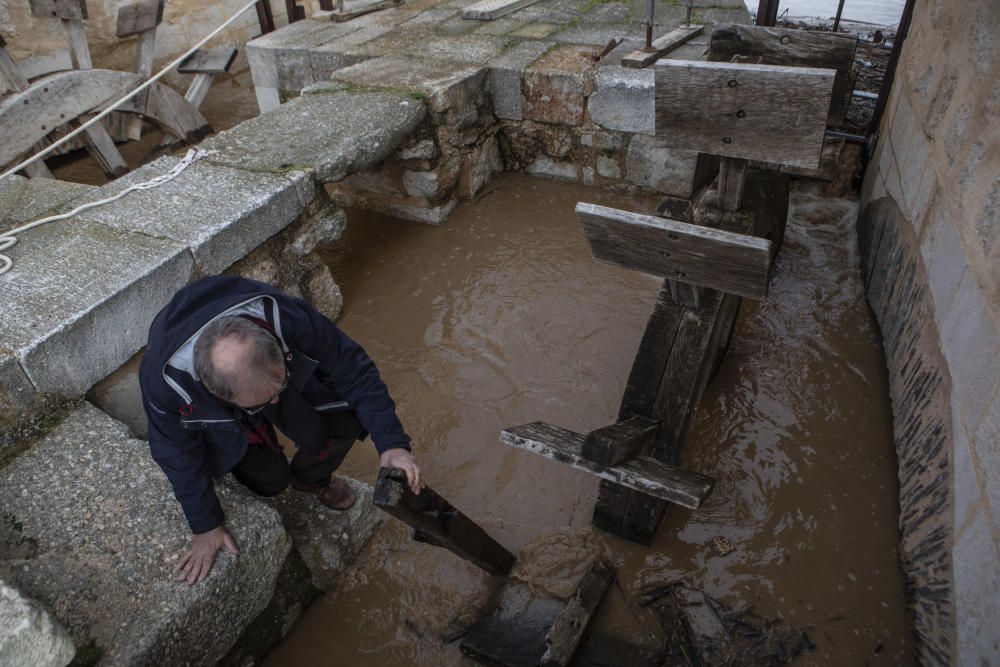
[718,157,747,211]
[255,0,276,33]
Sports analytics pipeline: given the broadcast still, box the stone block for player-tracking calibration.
[0,582,74,667]
[472,16,523,36]
[330,56,484,113]
[939,273,1000,431]
[0,176,95,232]
[245,19,365,93]
[596,154,621,179]
[0,404,291,665]
[578,1,631,24]
[266,476,381,589]
[580,130,625,151]
[200,89,427,183]
[331,186,458,225]
[919,213,967,323]
[523,45,594,125]
[0,352,36,424]
[289,206,347,258]
[510,23,562,39]
[489,40,556,121]
[953,506,1000,666]
[527,156,580,180]
[403,168,446,199]
[0,217,193,396]
[625,134,699,196]
[553,25,636,46]
[407,34,512,67]
[396,139,438,161]
[587,66,654,135]
[460,137,504,199]
[302,266,344,320]
[75,157,311,276]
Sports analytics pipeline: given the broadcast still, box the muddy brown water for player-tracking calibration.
[260,173,913,666]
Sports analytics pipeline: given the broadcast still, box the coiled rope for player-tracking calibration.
[0,0,261,277]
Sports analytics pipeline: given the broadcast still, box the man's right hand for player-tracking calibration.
[176,525,238,585]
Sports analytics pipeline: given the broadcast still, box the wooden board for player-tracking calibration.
[540,561,615,667]
[116,0,164,37]
[620,25,703,69]
[582,415,659,468]
[462,0,542,20]
[576,202,772,300]
[708,23,858,125]
[655,59,835,169]
[29,0,87,20]
[0,69,140,167]
[178,47,239,75]
[501,422,714,510]
[373,467,516,576]
[144,79,212,143]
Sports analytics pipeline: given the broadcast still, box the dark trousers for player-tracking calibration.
[231,411,363,496]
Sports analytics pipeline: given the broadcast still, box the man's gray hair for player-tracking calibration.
[194,317,285,403]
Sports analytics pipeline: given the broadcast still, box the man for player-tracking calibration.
[139,275,422,585]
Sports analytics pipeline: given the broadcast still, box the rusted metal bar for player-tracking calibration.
[642,0,655,51]
[755,0,779,26]
[255,0,275,33]
[832,0,846,31]
[869,0,915,137]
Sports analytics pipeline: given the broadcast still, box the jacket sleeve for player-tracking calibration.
[292,302,411,454]
[143,398,226,534]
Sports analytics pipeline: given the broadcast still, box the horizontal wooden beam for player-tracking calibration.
[540,561,616,667]
[501,422,714,510]
[576,202,772,300]
[621,25,703,69]
[373,467,515,576]
[655,59,835,169]
[29,0,87,20]
[582,415,659,468]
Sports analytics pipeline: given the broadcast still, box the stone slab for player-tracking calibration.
[587,65,654,134]
[330,55,485,113]
[552,24,636,46]
[0,581,75,667]
[0,352,36,431]
[406,34,513,67]
[0,176,96,233]
[0,217,193,397]
[523,45,594,125]
[0,403,291,666]
[625,133,699,196]
[489,39,557,120]
[267,476,382,590]
[200,89,427,183]
[74,157,312,276]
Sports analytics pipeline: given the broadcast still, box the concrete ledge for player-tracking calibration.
[330,56,485,114]
[0,403,291,665]
[200,90,427,182]
[0,176,95,232]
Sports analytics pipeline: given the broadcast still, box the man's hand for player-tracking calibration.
[176,525,238,585]
[380,448,424,494]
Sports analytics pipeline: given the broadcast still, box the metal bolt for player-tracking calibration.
[23,100,28,105]
[43,87,48,92]
[736,110,746,118]
[727,79,738,88]
[780,35,791,44]
[722,137,733,144]
[41,125,46,130]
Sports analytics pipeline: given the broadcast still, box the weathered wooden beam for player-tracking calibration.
[655,59,835,169]
[718,156,747,211]
[29,0,87,20]
[178,47,239,75]
[373,467,515,576]
[582,415,659,468]
[708,23,858,125]
[540,561,616,667]
[577,202,772,300]
[502,422,714,510]
[620,25,703,69]
[122,25,158,139]
[61,18,92,69]
[462,0,543,20]
[116,0,164,37]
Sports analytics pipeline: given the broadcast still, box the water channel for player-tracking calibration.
[260,173,914,665]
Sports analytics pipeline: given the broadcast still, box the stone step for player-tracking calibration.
[0,402,291,665]
[0,174,95,233]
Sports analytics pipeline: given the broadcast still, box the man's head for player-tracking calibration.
[193,317,286,410]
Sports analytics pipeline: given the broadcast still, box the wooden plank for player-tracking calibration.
[708,23,858,125]
[372,467,515,576]
[116,0,164,37]
[178,47,239,75]
[576,202,772,300]
[184,73,214,108]
[15,50,73,80]
[718,156,747,211]
[0,69,140,167]
[502,423,714,510]
[0,45,30,91]
[122,28,157,139]
[655,59,835,169]
[620,25,703,69]
[462,0,542,21]
[75,116,129,177]
[582,415,659,468]
[62,18,93,69]
[144,79,212,144]
[540,561,616,667]
[29,0,87,20]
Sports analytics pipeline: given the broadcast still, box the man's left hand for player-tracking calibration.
[380,448,423,494]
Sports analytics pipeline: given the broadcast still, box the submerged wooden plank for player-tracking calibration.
[621,25,703,69]
[373,467,515,576]
[577,202,772,299]
[655,59,835,169]
[540,561,616,667]
[708,23,857,124]
[462,0,542,20]
[502,422,714,509]
[582,415,659,468]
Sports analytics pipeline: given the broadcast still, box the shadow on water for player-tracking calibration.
[266,173,913,666]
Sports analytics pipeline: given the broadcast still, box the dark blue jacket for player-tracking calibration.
[139,276,410,533]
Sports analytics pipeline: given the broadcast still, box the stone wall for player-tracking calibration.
[857,0,1000,663]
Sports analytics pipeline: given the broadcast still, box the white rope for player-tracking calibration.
[0,0,260,181]
[0,148,207,276]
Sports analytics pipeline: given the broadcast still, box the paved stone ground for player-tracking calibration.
[0,402,382,664]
